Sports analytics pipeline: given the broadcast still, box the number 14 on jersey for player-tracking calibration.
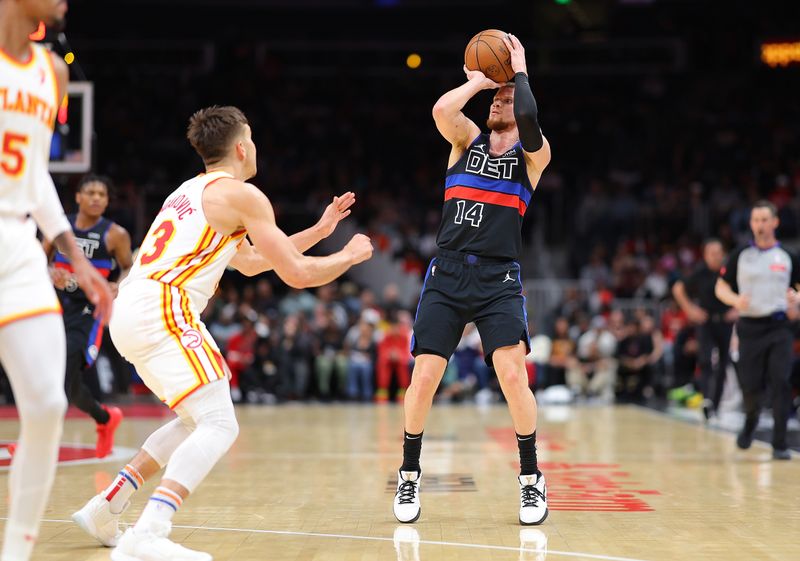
[454,200,484,228]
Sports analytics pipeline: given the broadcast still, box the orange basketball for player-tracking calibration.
[464,29,514,84]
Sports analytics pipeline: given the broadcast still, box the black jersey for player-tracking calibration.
[435,133,534,260]
[54,214,115,303]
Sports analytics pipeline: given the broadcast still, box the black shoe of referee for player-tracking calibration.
[772,448,791,460]
[736,430,754,450]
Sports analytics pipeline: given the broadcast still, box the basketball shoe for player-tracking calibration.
[518,472,548,525]
[111,520,211,561]
[96,405,123,458]
[72,493,129,547]
[393,470,422,523]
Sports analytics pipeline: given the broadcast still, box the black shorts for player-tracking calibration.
[62,298,104,368]
[411,249,530,366]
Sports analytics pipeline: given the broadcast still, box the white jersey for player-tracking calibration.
[124,170,246,312]
[0,44,59,217]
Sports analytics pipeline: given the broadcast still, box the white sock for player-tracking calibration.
[102,464,144,513]
[134,487,182,531]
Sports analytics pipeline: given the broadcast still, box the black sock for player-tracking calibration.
[94,404,110,425]
[400,430,423,473]
[517,431,538,476]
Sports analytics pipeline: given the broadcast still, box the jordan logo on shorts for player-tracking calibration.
[503,271,514,283]
[180,329,203,349]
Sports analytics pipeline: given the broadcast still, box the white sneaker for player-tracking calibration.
[519,528,548,561]
[518,472,548,525]
[72,493,130,547]
[110,520,212,561]
[393,470,422,523]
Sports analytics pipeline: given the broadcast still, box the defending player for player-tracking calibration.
[72,105,372,561]
[0,1,113,559]
[393,34,552,525]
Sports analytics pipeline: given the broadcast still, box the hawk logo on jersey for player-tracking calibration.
[465,146,518,180]
[180,328,203,349]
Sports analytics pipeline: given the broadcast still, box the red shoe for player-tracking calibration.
[95,405,123,458]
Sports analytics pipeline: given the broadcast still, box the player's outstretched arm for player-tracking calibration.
[432,69,494,149]
[230,191,356,275]
[287,191,356,253]
[230,183,372,286]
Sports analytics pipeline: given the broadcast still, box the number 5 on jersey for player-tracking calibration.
[454,200,484,228]
[1,132,29,177]
[139,220,176,265]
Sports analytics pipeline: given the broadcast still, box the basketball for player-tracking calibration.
[464,29,515,84]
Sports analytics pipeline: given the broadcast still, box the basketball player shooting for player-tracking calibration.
[393,33,552,526]
[72,105,372,561]
[0,1,114,560]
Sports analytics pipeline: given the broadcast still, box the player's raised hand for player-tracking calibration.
[72,257,114,324]
[317,191,356,238]
[502,33,527,76]
[344,233,374,265]
[463,65,501,90]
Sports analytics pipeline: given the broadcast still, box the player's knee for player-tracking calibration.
[20,391,67,426]
[496,366,526,389]
[411,369,440,392]
[224,415,240,445]
[201,409,239,449]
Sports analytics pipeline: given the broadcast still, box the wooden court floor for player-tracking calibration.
[0,403,797,561]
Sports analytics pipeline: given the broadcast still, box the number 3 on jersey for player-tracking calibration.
[454,200,484,228]
[139,220,176,265]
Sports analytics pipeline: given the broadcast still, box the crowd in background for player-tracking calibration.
[16,1,797,410]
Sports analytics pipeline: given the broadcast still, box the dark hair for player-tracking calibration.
[77,174,114,198]
[752,199,778,217]
[702,237,722,248]
[186,105,249,164]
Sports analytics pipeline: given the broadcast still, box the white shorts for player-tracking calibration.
[0,215,61,328]
[110,279,227,408]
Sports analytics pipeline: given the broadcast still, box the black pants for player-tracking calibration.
[62,299,108,424]
[696,320,733,410]
[736,318,793,450]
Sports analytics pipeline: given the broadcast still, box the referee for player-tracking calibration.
[715,200,799,460]
[672,239,736,420]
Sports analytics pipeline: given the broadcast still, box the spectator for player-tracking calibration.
[276,314,314,400]
[314,308,348,400]
[345,318,377,402]
[546,317,575,388]
[567,316,618,401]
[375,310,413,403]
[617,315,663,403]
[225,316,258,402]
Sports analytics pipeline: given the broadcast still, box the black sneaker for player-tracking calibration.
[772,448,791,460]
[736,430,753,450]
